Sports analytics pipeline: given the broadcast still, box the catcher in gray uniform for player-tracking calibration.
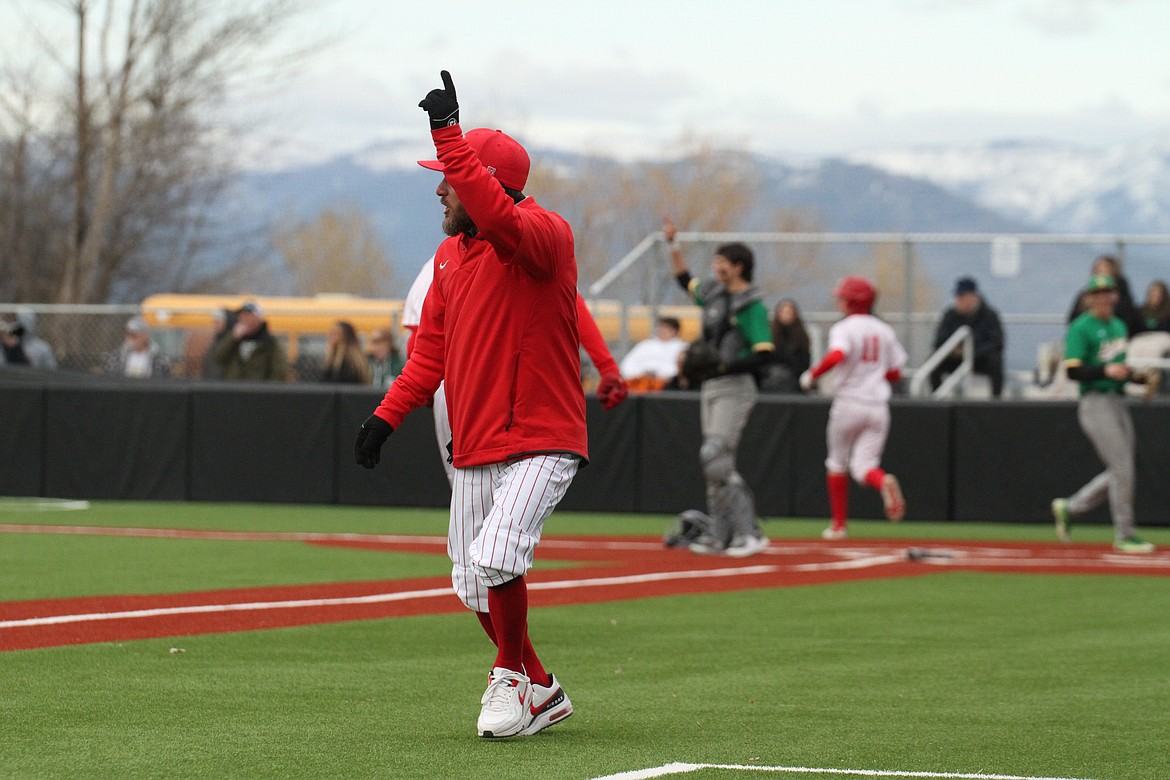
[664,216,775,557]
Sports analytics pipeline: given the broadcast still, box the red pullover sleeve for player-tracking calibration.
[373,243,452,428]
[576,294,618,377]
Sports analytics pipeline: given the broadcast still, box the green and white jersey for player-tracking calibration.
[1064,311,1128,395]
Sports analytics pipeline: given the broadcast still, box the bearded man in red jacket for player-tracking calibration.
[355,71,585,739]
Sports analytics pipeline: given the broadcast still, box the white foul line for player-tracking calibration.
[0,565,786,630]
[590,761,1100,780]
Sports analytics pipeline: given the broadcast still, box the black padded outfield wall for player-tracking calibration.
[44,382,190,501]
[0,384,44,497]
[1,373,1167,527]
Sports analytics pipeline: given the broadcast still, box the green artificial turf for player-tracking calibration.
[2,502,1168,779]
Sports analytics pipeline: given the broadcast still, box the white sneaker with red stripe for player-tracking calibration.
[477,667,531,738]
[521,673,574,735]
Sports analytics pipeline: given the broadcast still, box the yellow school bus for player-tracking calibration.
[140,293,406,363]
[139,293,701,378]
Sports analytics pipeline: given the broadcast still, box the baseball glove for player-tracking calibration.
[1129,367,1162,401]
[680,340,722,387]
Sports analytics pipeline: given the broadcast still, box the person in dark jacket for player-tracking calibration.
[1066,255,1144,337]
[1138,279,1170,333]
[213,301,288,381]
[930,276,1006,397]
[759,298,812,393]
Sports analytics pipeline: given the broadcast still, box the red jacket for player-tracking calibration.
[374,126,588,468]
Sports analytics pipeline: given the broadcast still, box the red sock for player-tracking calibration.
[487,576,529,676]
[827,472,849,529]
[476,611,496,643]
[864,467,886,492]
[476,608,550,687]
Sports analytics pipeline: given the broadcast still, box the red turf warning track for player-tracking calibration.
[2,525,1167,652]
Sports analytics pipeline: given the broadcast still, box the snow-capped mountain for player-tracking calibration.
[845,136,1170,234]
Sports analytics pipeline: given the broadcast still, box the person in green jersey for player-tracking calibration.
[1051,273,1156,553]
[664,215,776,557]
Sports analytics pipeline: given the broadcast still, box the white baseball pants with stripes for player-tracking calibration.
[448,453,579,611]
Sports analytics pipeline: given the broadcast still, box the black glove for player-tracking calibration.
[354,414,394,469]
[680,340,723,387]
[418,70,459,131]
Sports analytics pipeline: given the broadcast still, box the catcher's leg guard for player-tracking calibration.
[712,475,759,537]
[700,436,735,484]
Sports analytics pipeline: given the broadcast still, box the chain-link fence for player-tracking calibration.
[0,302,403,382]
[6,232,1170,387]
[587,231,1170,378]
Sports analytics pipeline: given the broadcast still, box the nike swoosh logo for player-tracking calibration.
[439,260,449,269]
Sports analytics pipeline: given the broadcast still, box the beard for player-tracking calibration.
[442,202,476,237]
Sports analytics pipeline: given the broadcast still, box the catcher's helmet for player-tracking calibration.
[663,510,713,548]
[834,276,876,314]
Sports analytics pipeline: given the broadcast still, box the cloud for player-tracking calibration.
[1018,0,1123,35]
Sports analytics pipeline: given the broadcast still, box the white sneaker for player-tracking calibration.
[881,474,905,522]
[477,667,530,738]
[688,532,726,555]
[822,526,847,540]
[725,533,769,558]
[520,673,573,735]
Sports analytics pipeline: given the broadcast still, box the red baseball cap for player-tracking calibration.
[417,128,530,191]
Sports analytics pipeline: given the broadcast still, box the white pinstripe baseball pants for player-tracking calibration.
[448,454,579,611]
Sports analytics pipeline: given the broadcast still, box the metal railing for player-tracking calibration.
[909,325,972,397]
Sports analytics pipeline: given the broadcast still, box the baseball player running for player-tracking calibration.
[800,276,907,540]
[1051,273,1156,553]
[665,216,775,557]
[355,71,583,738]
[402,258,629,487]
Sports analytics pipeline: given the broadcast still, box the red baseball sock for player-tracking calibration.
[864,467,887,492]
[827,472,849,529]
[476,608,550,687]
[487,576,529,676]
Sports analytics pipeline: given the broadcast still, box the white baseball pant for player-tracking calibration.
[825,397,890,483]
[432,382,454,487]
[448,453,579,611]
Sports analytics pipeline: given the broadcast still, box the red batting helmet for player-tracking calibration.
[417,128,531,191]
[834,276,876,314]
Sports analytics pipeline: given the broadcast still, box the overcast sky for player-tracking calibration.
[12,0,1170,168]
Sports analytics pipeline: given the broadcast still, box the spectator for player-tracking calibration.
[1138,280,1170,333]
[929,276,1006,398]
[213,301,288,381]
[618,315,687,391]
[0,308,57,370]
[320,320,371,384]
[1067,255,1144,336]
[108,316,171,378]
[759,298,811,393]
[366,327,405,389]
[664,214,775,557]
[200,308,235,379]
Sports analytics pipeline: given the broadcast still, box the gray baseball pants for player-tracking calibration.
[1068,392,1135,541]
[699,373,760,541]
